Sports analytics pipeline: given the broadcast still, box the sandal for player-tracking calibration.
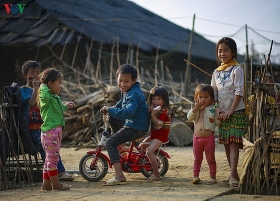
[192,177,201,184]
[222,177,230,183]
[59,172,74,181]
[147,174,161,181]
[52,183,71,191]
[207,178,217,185]
[103,177,127,186]
[229,178,239,187]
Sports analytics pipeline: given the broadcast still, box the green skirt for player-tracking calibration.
[219,109,247,149]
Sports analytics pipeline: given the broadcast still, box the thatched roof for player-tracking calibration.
[0,0,216,60]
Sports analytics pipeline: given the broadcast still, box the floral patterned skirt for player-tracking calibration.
[219,109,248,149]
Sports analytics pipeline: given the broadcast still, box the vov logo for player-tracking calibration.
[4,4,26,14]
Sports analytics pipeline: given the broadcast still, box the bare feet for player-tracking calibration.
[41,185,52,191]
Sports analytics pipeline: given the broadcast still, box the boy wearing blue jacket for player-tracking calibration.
[100,64,150,186]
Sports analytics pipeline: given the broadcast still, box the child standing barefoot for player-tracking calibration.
[211,37,247,187]
[187,84,221,185]
[139,86,171,181]
[39,68,75,191]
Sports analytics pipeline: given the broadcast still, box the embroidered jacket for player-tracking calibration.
[187,105,221,132]
[211,65,245,111]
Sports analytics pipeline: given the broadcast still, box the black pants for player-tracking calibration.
[105,116,146,163]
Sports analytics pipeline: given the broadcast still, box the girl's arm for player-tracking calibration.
[39,84,50,104]
[221,95,242,120]
[187,99,203,121]
[151,108,170,129]
[150,109,163,129]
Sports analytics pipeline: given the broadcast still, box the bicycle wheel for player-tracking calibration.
[140,152,169,178]
[79,153,108,182]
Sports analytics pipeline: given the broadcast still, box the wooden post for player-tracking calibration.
[136,41,141,83]
[110,40,115,86]
[116,37,120,67]
[161,60,164,84]
[130,49,133,65]
[183,14,195,97]
[245,24,250,100]
[154,38,162,87]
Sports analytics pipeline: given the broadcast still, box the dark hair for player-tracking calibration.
[194,84,214,101]
[116,64,138,80]
[39,68,62,84]
[21,60,40,75]
[148,86,170,108]
[216,37,237,63]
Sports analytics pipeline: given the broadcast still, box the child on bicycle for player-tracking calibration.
[100,64,150,186]
[139,86,171,181]
[187,84,221,185]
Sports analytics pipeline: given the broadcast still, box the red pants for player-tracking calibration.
[193,134,216,178]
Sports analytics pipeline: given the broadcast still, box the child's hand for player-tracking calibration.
[32,79,40,89]
[150,105,160,115]
[220,109,234,121]
[100,106,109,114]
[65,102,75,108]
[215,107,223,120]
[150,109,157,116]
[193,100,203,112]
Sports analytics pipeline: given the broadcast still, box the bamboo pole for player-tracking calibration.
[126,43,130,64]
[136,40,141,82]
[183,14,195,97]
[161,60,164,84]
[154,37,163,86]
[110,40,115,86]
[71,26,84,68]
[116,37,120,67]
[96,42,103,81]
[184,59,211,77]
[60,30,75,60]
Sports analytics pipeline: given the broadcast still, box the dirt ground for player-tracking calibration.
[1,143,279,201]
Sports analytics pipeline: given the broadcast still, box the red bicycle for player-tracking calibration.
[79,114,170,182]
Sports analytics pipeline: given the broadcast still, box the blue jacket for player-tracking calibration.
[108,82,150,132]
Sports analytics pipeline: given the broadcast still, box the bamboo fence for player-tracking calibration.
[240,42,280,195]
